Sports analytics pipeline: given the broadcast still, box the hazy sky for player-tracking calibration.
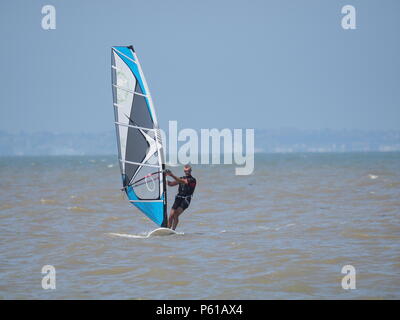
[0,0,399,133]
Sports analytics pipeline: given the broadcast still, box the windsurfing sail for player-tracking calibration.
[111,46,167,227]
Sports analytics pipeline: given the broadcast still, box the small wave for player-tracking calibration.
[82,266,135,276]
[108,232,150,239]
[368,174,379,180]
[104,216,121,222]
[258,223,295,231]
[40,199,57,205]
[0,204,13,211]
[67,206,96,213]
[107,164,114,168]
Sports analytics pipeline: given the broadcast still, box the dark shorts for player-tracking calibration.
[172,196,192,210]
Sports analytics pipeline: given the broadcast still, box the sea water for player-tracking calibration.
[0,153,399,299]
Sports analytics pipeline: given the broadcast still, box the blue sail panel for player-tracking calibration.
[126,186,165,226]
[113,46,136,61]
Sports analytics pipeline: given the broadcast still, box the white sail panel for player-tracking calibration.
[112,51,136,173]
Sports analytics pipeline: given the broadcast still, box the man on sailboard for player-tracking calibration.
[165,165,196,230]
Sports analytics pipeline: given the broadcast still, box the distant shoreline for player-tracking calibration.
[1,151,400,158]
[0,129,399,156]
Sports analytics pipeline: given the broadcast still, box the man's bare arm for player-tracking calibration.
[167,172,188,185]
[167,180,178,186]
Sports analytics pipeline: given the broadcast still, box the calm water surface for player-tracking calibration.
[0,153,399,299]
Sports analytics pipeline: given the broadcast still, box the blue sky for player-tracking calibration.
[0,0,399,133]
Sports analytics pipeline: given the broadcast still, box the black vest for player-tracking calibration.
[177,175,196,196]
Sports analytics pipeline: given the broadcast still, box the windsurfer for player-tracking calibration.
[165,165,196,230]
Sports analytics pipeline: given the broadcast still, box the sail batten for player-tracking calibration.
[112,84,150,97]
[111,46,167,227]
[114,121,156,131]
[119,159,162,168]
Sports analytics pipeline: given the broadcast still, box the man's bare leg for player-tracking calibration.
[171,207,184,230]
[168,208,176,229]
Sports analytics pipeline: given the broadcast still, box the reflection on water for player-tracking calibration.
[0,153,399,299]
